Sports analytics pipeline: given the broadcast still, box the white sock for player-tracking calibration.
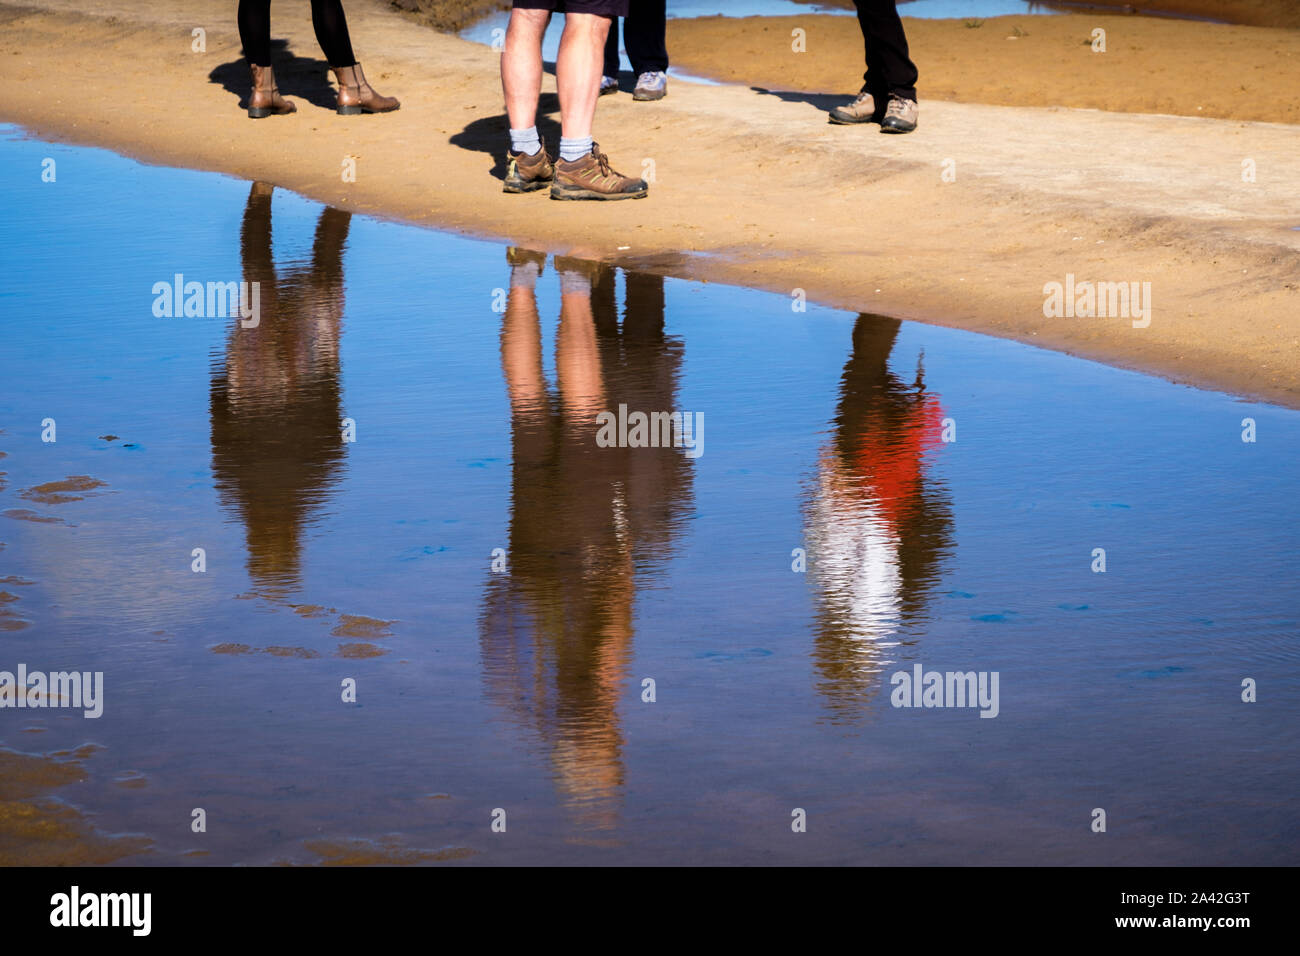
[559,136,593,163]
[559,267,591,295]
[509,126,542,156]
[510,260,541,289]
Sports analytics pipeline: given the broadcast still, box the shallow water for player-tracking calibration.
[0,125,1297,865]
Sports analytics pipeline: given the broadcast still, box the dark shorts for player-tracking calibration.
[512,0,628,15]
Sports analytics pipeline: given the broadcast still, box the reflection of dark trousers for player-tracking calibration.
[854,0,917,102]
[603,0,668,77]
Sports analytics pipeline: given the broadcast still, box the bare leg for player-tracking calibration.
[556,290,605,421]
[556,12,611,141]
[502,8,549,131]
[502,286,547,413]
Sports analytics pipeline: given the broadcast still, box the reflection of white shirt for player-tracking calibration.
[807,461,903,657]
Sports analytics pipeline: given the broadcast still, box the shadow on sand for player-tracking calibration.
[208,39,339,112]
[450,90,562,182]
[751,85,867,121]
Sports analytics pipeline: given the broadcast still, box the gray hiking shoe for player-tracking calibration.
[633,71,667,101]
[829,87,878,125]
[880,96,918,133]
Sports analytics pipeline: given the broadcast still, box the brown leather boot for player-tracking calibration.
[333,63,399,115]
[247,64,296,119]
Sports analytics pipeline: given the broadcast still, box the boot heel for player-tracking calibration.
[248,107,271,118]
[336,104,363,115]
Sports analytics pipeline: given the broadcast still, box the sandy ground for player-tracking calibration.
[670,13,1300,124]
[0,0,1297,407]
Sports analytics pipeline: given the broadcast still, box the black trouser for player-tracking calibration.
[602,0,668,77]
[238,0,357,69]
[854,0,917,102]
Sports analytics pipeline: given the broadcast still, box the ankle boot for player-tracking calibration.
[247,64,296,118]
[332,63,400,115]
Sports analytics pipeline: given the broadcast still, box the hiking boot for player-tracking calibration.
[551,144,647,201]
[247,64,296,118]
[880,95,918,133]
[599,75,620,96]
[506,247,547,271]
[633,71,667,101]
[503,143,555,194]
[828,86,877,125]
[333,63,400,115]
[552,255,606,284]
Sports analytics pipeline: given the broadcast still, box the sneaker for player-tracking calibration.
[599,75,619,96]
[551,143,648,201]
[503,143,555,193]
[632,71,667,101]
[880,96,918,133]
[829,86,878,125]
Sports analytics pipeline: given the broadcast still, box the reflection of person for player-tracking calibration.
[829,1,918,133]
[500,1,648,199]
[804,315,953,717]
[481,251,691,829]
[237,0,399,118]
[601,1,669,101]
[209,183,349,597]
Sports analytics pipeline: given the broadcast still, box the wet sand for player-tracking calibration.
[0,0,1297,409]
[0,745,151,865]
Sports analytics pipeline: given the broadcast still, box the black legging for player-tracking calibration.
[603,0,668,78]
[238,0,356,69]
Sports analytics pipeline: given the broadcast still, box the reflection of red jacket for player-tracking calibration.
[853,394,945,538]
